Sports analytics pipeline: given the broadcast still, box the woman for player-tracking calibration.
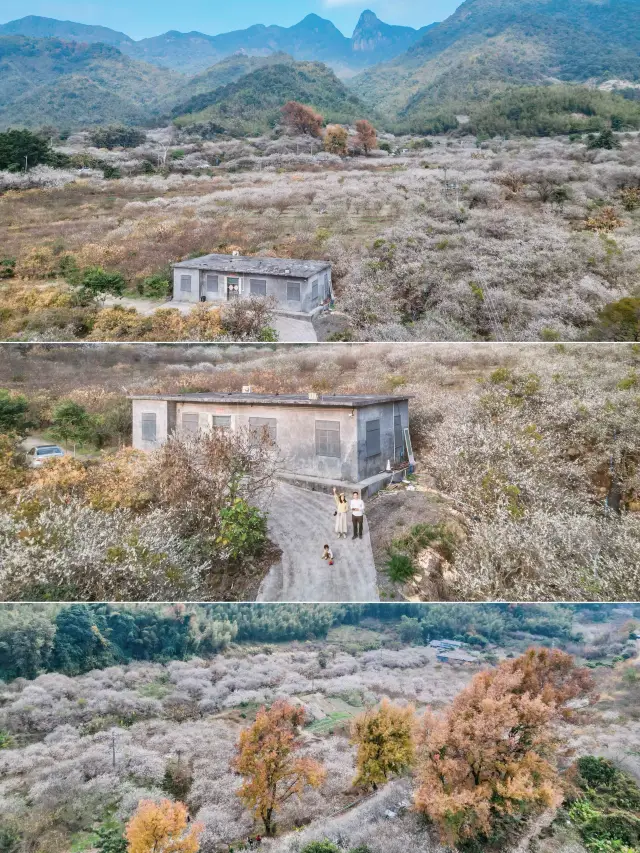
[332,487,349,538]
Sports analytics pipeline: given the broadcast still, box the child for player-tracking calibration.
[322,544,334,565]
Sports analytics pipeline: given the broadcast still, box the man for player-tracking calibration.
[350,491,365,540]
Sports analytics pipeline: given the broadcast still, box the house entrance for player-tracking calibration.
[227,277,240,300]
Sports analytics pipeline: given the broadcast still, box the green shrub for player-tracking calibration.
[385,552,415,583]
[89,126,147,150]
[301,842,340,853]
[0,729,15,750]
[95,817,127,853]
[217,498,267,560]
[80,266,126,298]
[0,259,16,279]
[138,274,171,300]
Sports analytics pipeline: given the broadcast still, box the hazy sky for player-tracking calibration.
[0,0,462,39]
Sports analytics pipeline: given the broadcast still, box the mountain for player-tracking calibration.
[351,10,435,61]
[0,14,132,46]
[0,36,179,130]
[172,60,371,134]
[353,0,640,128]
[0,11,432,77]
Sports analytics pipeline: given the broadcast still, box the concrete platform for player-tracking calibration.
[258,482,379,602]
[276,466,411,498]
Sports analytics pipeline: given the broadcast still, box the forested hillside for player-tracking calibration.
[353,0,640,129]
[0,36,179,129]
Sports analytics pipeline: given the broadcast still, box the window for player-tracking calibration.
[287,282,301,301]
[206,274,219,294]
[324,273,330,298]
[394,413,404,460]
[365,419,381,458]
[249,417,277,444]
[181,413,200,435]
[315,420,340,458]
[212,415,231,429]
[180,275,192,293]
[250,279,267,297]
[311,279,319,301]
[141,413,157,441]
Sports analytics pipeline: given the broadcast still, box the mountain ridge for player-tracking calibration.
[0,10,434,75]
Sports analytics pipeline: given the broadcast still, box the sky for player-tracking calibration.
[0,0,462,39]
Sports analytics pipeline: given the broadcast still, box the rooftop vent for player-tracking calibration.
[242,386,253,394]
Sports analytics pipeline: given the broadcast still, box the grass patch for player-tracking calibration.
[307,711,355,734]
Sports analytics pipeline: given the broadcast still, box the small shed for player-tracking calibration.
[172,254,332,314]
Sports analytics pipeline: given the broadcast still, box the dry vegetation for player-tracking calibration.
[1,606,639,853]
[1,341,637,602]
[2,128,640,341]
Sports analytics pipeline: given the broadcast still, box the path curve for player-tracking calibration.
[258,482,379,602]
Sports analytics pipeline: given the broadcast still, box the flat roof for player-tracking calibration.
[173,254,330,278]
[129,392,411,408]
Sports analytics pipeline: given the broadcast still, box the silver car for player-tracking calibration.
[26,445,66,467]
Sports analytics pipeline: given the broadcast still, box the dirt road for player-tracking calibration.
[258,482,379,602]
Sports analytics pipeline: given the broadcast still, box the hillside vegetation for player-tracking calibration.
[353,0,640,129]
[0,603,638,853]
[172,62,371,134]
[0,36,179,130]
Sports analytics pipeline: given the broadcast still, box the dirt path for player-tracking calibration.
[258,482,379,602]
[102,296,317,342]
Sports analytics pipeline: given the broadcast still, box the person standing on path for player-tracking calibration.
[332,487,349,538]
[350,491,365,540]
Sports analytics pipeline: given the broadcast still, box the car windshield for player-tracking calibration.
[36,446,63,456]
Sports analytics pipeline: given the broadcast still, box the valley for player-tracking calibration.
[1,603,639,853]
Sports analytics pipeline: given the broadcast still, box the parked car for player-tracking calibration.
[26,445,65,467]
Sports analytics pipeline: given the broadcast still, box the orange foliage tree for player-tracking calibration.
[281,101,324,137]
[232,699,326,835]
[324,125,349,156]
[351,698,416,790]
[354,119,378,154]
[414,649,593,846]
[125,799,203,853]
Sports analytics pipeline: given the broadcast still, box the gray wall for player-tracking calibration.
[356,399,410,480]
[132,400,359,481]
[172,265,332,314]
[131,399,170,450]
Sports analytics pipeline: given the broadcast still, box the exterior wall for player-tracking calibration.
[172,267,200,303]
[131,399,170,451]
[172,265,332,314]
[355,399,410,480]
[173,401,358,480]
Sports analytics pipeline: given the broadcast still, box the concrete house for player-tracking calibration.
[130,391,412,494]
[172,254,332,314]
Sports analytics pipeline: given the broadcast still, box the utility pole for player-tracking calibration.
[111,730,116,769]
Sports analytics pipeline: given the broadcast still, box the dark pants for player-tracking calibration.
[352,514,363,538]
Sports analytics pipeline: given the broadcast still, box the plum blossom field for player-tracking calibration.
[0,643,471,853]
[1,128,639,341]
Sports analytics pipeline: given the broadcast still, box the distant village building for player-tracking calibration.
[172,254,332,314]
[130,391,412,495]
[429,639,479,665]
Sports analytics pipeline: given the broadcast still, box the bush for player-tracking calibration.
[80,267,126,299]
[89,126,147,150]
[591,298,640,341]
[0,258,15,279]
[301,843,340,853]
[385,553,415,583]
[138,274,171,300]
[0,128,52,171]
[217,498,268,561]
